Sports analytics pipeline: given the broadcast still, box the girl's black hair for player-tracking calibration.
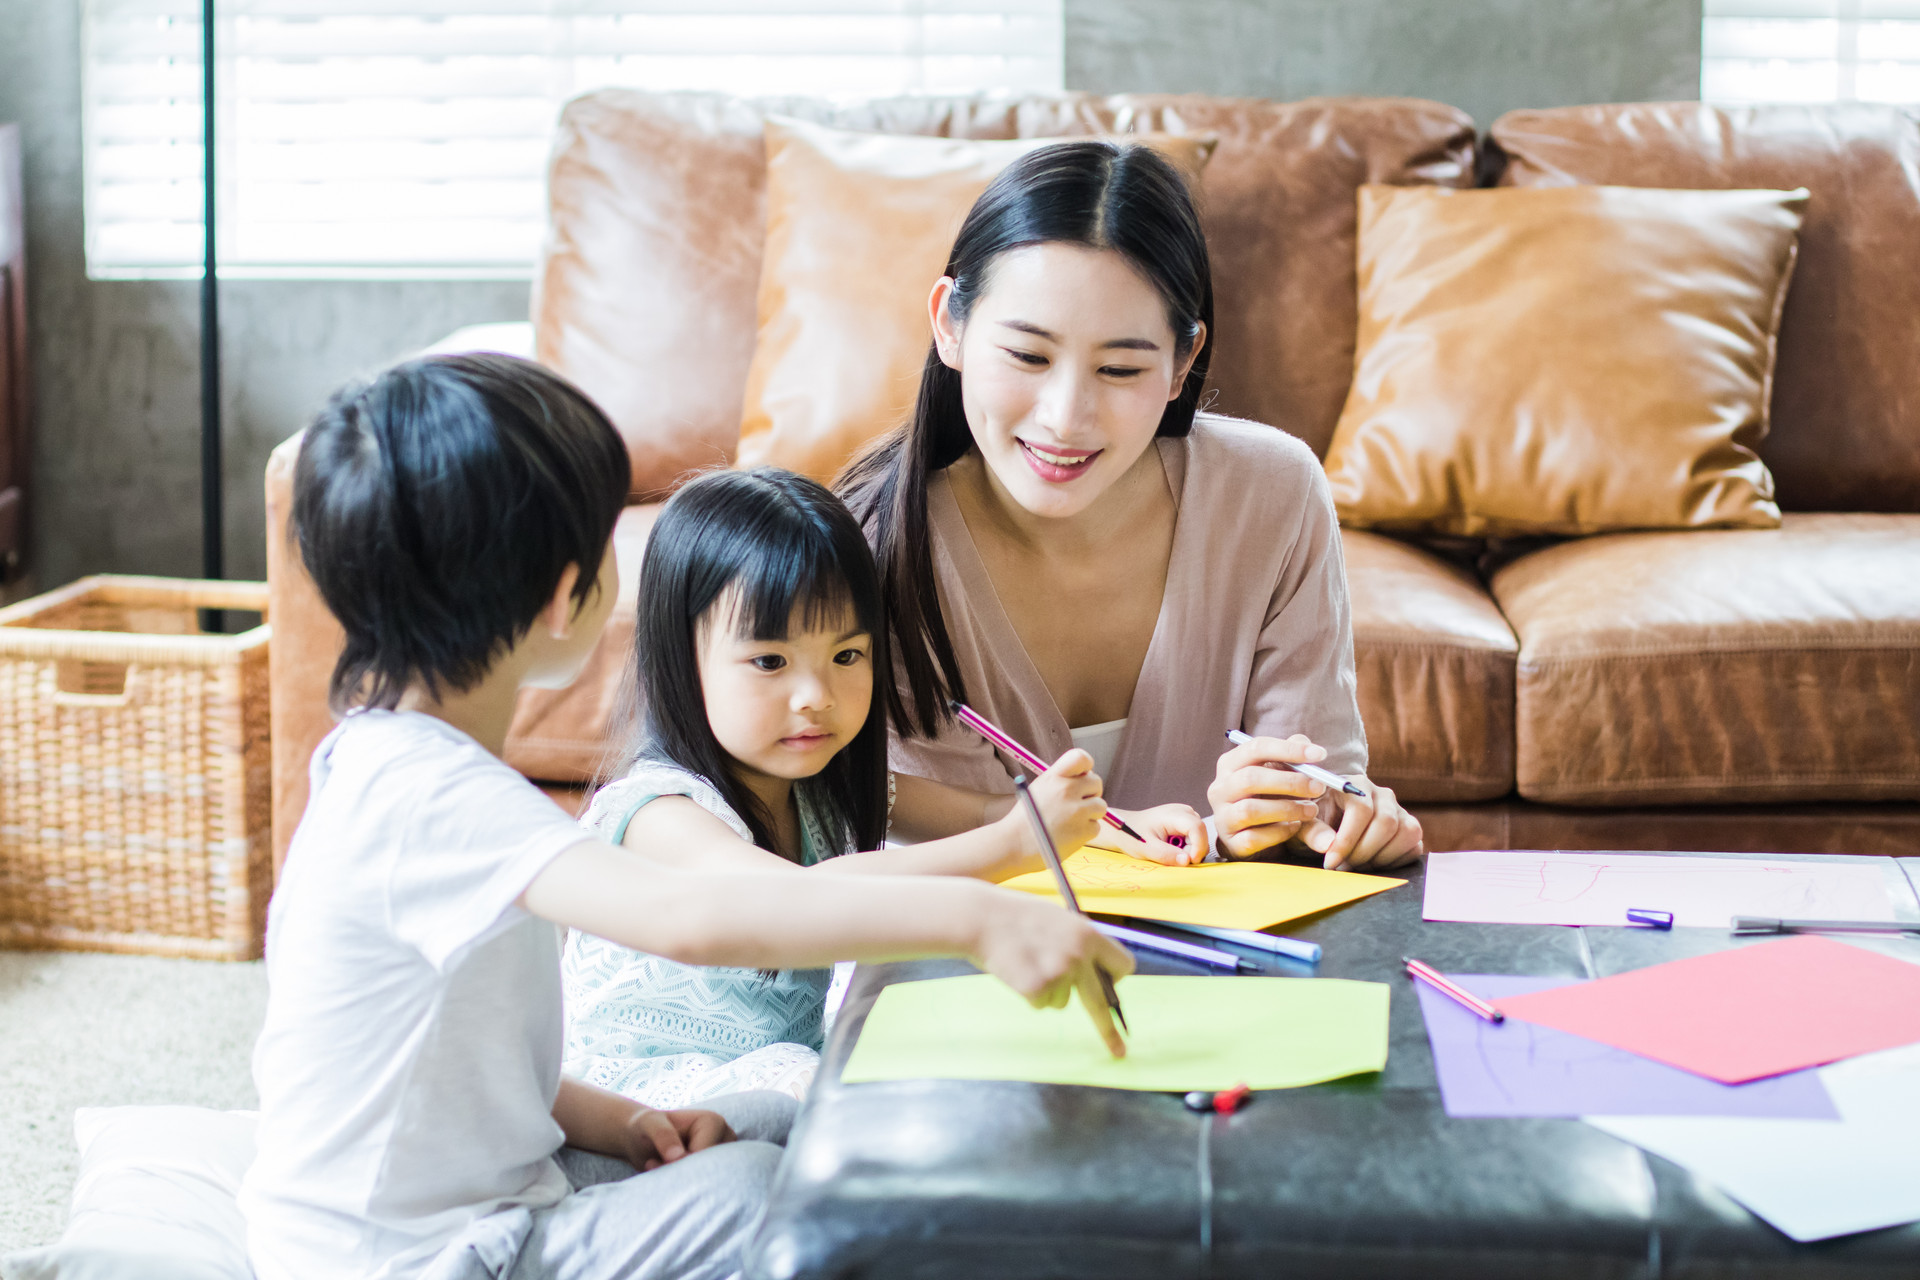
[634,467,890,858]
[292,353,631,714]
[837,139,1213,738]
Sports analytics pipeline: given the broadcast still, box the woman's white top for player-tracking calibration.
[1070,717,1128,782]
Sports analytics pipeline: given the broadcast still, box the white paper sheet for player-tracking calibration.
[1422,850,1904,929]
[1586,1044,1920,1242]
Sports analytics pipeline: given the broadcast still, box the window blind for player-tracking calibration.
[83,0,1065,279]
[1703,0,1920,104]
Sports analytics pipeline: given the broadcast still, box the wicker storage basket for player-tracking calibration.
[0,576,271,960]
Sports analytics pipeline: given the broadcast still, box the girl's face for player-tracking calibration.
[696,593,874,785]
[930,242,1205,521]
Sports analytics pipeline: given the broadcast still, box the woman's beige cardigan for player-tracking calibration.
[887,414,1367,817]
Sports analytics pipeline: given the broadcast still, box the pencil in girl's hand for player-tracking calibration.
[950,701,1149,844]
[1015,776,1127,1036]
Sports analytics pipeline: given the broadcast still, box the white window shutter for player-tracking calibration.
[1703,0,1920,105]
[82,1,1066,279]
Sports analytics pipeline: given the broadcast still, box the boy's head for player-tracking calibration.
[293,354,631,713]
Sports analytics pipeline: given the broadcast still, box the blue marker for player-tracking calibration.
[1146,918,1322,965]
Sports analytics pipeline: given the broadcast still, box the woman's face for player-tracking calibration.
[930,242,1204,521]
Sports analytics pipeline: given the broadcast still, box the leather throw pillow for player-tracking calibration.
[735,118,1215,483]
[1323,183,1807,537]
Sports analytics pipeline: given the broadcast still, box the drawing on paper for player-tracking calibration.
[1422,851,1900,928]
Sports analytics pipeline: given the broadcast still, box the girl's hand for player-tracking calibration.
[971,888,1136,1057]
[1102,803,1206,866]
[1009,748,1109,859]
[622,1105,736,1172]
[1206,734,1327,860]
[1296,778,1426,872]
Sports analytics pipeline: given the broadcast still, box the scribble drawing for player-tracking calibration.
[1065,861,1158,895]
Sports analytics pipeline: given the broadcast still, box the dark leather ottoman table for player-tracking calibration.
[747,851,1920,1279]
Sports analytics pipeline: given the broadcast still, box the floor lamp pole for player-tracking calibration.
[200,0,222,588]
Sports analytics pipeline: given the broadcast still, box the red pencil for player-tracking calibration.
[1403,957,1504,1024]
[949,701,1148,844]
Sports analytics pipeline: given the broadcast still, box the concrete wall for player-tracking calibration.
[1068,0,1704,130]
[0,0,1701,589]
[0,1,529,587]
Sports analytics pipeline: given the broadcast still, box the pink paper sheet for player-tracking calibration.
[1493,937,1920,1084]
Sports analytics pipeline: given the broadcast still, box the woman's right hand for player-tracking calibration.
[1007,748,1109,858]
[1207,733,1328,860]
[971,886,1135,1057]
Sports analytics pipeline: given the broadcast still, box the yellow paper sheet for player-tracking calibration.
[1001,847,1401,931]
[840,973,1390,1091]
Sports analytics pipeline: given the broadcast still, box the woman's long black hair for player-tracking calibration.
[632,467,890,858]
[837,140,1213,739]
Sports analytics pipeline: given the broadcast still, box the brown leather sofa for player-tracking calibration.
[265,91,1920,868]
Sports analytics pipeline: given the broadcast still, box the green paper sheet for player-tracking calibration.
[840,974,1390,1092]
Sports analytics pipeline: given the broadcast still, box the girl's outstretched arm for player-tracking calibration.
[881,762,1203,872]
[519,843,1135,1055]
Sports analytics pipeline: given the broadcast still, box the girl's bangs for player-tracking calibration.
[726,526,872,643]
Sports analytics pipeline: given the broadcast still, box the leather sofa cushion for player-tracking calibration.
[1491,103,1920,514]
[1344,530,1517,803]
[1492,513,1920,806]
[534,90,1476,495]
[736,120,1215,483]
[1325,183,1801,537]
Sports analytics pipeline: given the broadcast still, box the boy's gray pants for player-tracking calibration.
[421,1091,797,1280]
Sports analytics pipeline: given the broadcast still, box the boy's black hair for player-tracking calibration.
[634,467,890,858]
[292,353,631,714]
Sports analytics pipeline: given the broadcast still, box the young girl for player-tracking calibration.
[562,467,1165,1107]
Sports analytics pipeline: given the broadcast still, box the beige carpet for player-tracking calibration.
[0,950,267,1257]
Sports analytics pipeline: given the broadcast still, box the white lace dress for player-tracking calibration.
[561,760,847,1108]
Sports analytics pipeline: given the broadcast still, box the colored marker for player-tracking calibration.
[1144,918,1322,965]
[1094,921,1247,971]
[1213,1083,1252,1114]
[1014,776,1127,1035]
[953,701,1149,843]
[1626,908,1673,930]
[1403,956,1504,1024]
[1225,729,1366,797]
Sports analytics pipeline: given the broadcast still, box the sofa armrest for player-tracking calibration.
[266,435,345,873]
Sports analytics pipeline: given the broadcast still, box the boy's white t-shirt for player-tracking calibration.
[240,710,597,1280]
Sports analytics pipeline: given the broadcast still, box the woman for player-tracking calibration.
[839,140,1422,871]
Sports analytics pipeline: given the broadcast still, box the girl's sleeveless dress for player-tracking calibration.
[560,759,847,1108]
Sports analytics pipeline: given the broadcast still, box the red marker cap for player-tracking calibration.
[1214,1083,1251,1114]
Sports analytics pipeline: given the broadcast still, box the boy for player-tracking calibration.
[240,355,1130,1280]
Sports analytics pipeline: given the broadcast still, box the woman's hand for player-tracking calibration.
[1100,803,1207,866]
[622,1105,736,1172]
[1207,734,1327,860]
[970,887,1136,1057]
[1297,779,1426,872]
[1003,748,1109,859]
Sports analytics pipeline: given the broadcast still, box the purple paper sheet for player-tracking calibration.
[1417,974,1838,1119]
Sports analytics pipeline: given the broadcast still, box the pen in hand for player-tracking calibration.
[952,701,1152,844]
[1225,729,1366,797]
[1014,775,1128,1038]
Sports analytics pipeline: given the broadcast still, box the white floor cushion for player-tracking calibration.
[4,1106,256,1280]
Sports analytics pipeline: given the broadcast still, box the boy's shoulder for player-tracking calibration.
[295,710,577,875]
